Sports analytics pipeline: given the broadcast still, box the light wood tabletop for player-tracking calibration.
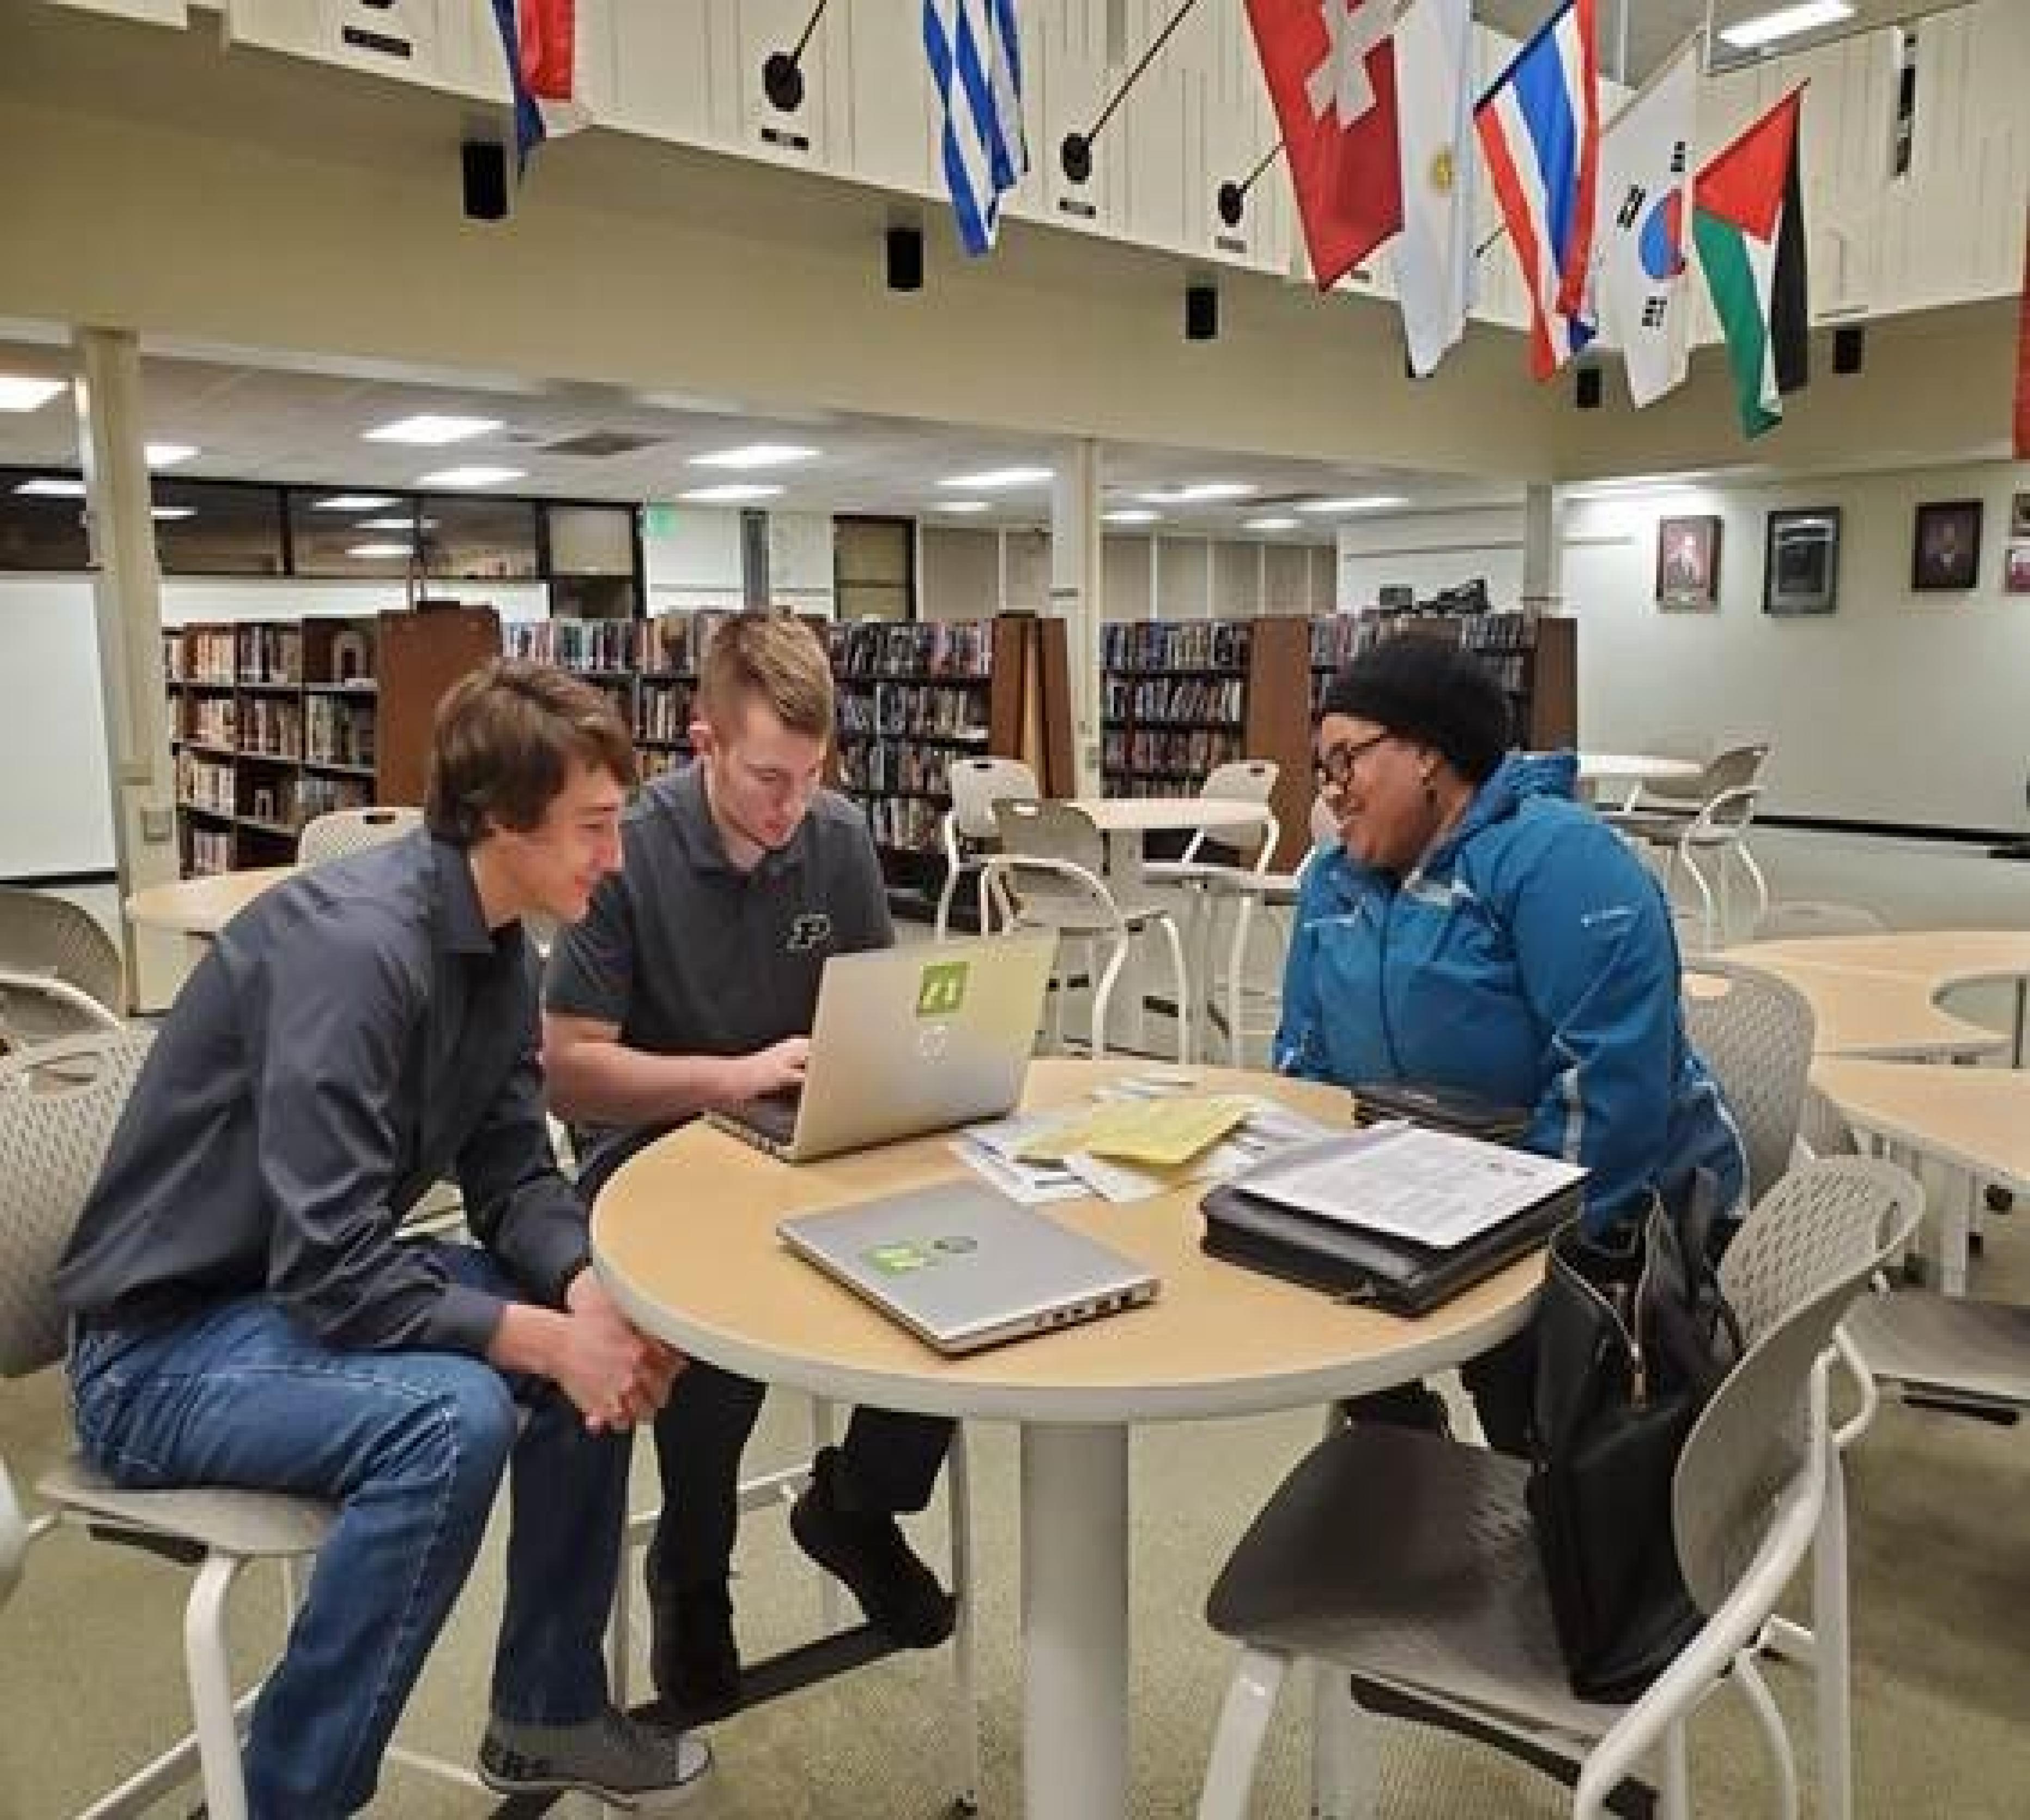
[125,866,293,939]
[1733,929,2030,989]
[1064,795,1274,838]
[594,1056,1541,1819]
[1575,752,1704,790]
[1715,951,2008,1061]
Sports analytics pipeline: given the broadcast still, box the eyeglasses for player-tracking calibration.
[1314,731,1392,793]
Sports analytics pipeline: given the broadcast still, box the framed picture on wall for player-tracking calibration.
[1912,500,1983,591]
[2011,492,2030,540]
[1763,507,1841,615]
[2006,543,2030,595]
[1655,515,1721,609]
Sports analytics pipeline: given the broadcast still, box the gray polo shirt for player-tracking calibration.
[56,833,590,1355]
[544,762,893,1197]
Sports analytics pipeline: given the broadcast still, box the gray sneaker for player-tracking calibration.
[479,1705,712,1811]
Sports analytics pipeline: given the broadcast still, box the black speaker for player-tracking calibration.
[1185,283,1218,342]
[1575,366,1603,410]
[461,140,508,222]
[886,225,924,293]
[1833,325,1866,375]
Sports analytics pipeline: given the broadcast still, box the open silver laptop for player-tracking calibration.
[712,934,1056,1163]
[779,1181,1161,1355]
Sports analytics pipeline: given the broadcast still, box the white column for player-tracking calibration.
[1051,439,1104,795]
[1520,481,1564,613]
[73,327,178,1010]
[1021,1423,1130,1818]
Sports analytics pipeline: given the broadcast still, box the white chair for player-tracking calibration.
[297,804,422,866]
[1196,1155,1923,1820]
[1608,744,1771,949]
[979,799,1193,1063]
[0,1031,476,1818]
[0,887,125,1039]
[933,756,1040,941]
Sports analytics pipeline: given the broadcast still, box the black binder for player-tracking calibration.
[1351,1081,1530,1144]
[1200,1174,1577,1317]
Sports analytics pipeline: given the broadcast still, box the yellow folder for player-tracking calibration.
[1014,1094,1256,1170]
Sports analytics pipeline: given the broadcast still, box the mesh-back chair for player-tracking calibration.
[979,799,1192,1062]
[1608,744,1771,949]
[1682,958,1817,1205]
[0,1031,493,1816]
[1753,901,1890,942]
[1197,1157,1922,1820]
[933,757,1041,941]
[0,887,125,1040]
[297,804,422,866]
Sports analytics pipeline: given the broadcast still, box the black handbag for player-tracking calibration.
[1524,1171,1744,1702]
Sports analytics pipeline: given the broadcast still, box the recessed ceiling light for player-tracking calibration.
[15,477,85,498]
[365,413,502,446]
[346,542,414,559]
[0,376,65,413]
[1296,495,1409,514]
[312,494,400,512]
[416,465,525,488]
[357,514,436,531]
[1244,516,1299,532]
[150,506,197,522]
[935,500,992,514]
[1720,1,1853,51]
[1103,508,1161,525]
[677,483,784,504]
[1136,482,1256,504]
[940,467,1053,490]
[689,443,820,470]
[145,443,198,469]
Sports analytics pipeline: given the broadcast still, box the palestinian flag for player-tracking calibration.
[1694,89,1809,439]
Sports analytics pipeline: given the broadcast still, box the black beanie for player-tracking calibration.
[1319,635,1512,783]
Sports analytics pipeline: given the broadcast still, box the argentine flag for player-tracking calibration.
[925,1,1028,256]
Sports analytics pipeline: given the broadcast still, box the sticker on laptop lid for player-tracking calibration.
[916,959,969,1018]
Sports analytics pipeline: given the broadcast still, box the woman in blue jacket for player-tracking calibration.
[1278,634,1745,1447]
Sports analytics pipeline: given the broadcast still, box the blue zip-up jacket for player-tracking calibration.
[1275,750,1746,1233]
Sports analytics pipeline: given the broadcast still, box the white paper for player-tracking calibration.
[1233,1125,1585,1251]
[1063,1100,1342,1205]
[950,1117,1089,1206]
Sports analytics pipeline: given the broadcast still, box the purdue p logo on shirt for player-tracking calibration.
[786,912,833,953]
[916,960,968,1019]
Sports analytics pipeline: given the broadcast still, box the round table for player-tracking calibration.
[125,866,292,939]
[594,1058,1542,1819]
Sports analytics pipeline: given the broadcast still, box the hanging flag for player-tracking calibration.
[490,0,594,173]
[1592,36,1697,407]
[1694,87,1810,439]
[1475,0,1603,381]
[1245,0,1403,290]
[1391,0,1477,377]
[924,0,1028,257]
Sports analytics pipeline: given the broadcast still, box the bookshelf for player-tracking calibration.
[163,605,500,876]
[1308,611,1578,750]
[827,614,1074,887]
[506,612,729,782]
[1099,616,1312,869]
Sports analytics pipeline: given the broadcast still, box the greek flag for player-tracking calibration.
[924,1,1027,257]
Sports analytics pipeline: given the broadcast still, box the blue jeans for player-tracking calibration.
[68,1242,629,1819]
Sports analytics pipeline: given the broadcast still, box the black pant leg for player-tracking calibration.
[837,1408,954,1514]
[648,1362,769,1596]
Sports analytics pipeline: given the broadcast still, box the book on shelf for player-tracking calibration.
[829,620,991,680]
[1100,620,1252,672]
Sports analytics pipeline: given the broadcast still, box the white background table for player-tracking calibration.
[1574,751,1704,808]
[594,1058,1541,1819]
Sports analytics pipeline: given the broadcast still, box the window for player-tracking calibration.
[150,479,286,577]
[0,467,90,571]
[835,515,916,621]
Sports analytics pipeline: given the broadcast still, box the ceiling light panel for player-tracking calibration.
[145,443,199,469]
[415,465,525,488]
[1296,495,1409,514]
[1720,1,1854,51]
[689,443,820,470]
[935,500,991,514]
[1102,508,1161,525]
[15,477,85,497]
[364,413,502,446]
[940,467,1053,489]
[677,483,783,504]
[0,376,66,412]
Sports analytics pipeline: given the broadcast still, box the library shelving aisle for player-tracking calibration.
[1099,616,1311,869]
[828,614,1073,905]
[506,612,728,782]
[163,604,500,877]
[1308,611,1577,749]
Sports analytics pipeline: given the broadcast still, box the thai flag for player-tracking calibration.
[490,0,593,173]
[1474,0,1601,380]
[924,0,1028,257]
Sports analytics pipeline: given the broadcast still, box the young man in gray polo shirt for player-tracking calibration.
[544,610,954,1717]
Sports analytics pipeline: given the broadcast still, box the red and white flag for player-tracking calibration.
[492,0,597,169]
[1246,0,1403,290]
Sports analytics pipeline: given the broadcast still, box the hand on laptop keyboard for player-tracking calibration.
[733,1035,809,1105]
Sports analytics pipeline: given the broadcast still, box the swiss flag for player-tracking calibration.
[1246,0,1404,290]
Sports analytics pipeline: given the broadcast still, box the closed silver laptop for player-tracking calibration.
[712,934,1056,1163]
[778,1181,1161,1355]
